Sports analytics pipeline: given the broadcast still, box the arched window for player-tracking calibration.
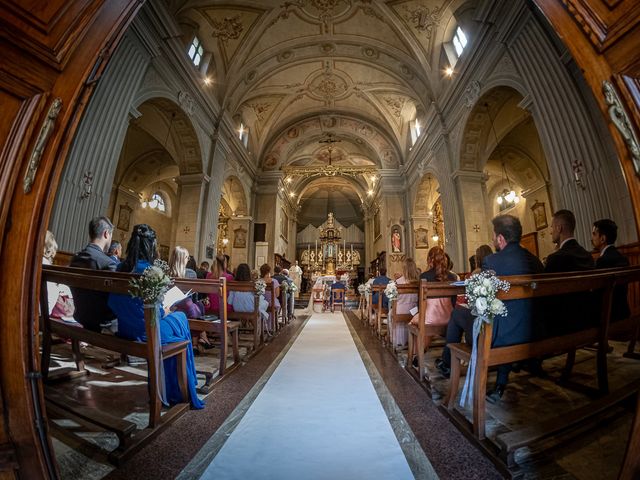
[410,118,421,146]
[238,122,249,148]
[188,36,204,67]
[148,192,166,212]
[452,26,468,58]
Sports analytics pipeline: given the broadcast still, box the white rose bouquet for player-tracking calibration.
[255,279,266,295]
[364,283,371,296]
[460,270,510,409]
[129,259,173,304]
[358,284,366,295]
[340,273,350,283]
[290,283,298,293]
[464,270,509,319]
[384,281,398,301]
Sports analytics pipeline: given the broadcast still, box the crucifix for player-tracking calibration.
[318,133,341,166]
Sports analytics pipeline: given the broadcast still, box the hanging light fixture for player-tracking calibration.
[485,103,519,207]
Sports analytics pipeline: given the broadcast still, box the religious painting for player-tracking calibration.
[531,201,548,231]
[373,210,381,240]
[206,244,214,259]
[233,227,247,249]
[415,227,429,249]
[391,225,402,253]
[117,204,132,232]
[158,244,169,261]
[280,208,289,241]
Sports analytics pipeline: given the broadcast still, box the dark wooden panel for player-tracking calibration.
[0,0,105,68]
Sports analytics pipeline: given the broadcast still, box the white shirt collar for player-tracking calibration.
[559,237,576,249]
[600,244,614,257]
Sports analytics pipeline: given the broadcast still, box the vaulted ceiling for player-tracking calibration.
[172,0,471,171]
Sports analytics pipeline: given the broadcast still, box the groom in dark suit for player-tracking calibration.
[544,210,595,335]
[481,215,544,400]
[592,218,630,320]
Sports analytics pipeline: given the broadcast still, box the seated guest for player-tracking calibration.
[545,209,595,273]
[484,215,543,400]
[436,244,493,377]
[196,261,209,279]
[206,255,234,315]
[273,266,291,320]
[444,253,460,280]
[107,224,203,409]
[393,258,420,348]
[107,241,122,263]
[228,263,269,326]
[545,209,595,334]
[260,264,280,335]
[330,279,346,310]
[186,255,198,275]
[169,246,206,319]
[69,216,117,332]
[42,230,75,320]
[592,218,630,320]
[371,268,391,310]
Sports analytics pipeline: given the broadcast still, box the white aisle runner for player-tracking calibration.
[194,312,416,480]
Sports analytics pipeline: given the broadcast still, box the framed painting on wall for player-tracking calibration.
[415,227,429,249]
[531,201,548,231]
[205,245,214,259]
[280,208,288,242]
[117,203,132,232]
[373,210,380,240]
[233,227,247,249]
[391,225,402,253]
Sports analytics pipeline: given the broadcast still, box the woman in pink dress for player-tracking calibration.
[393,258,420,347]
[206,255,234,315]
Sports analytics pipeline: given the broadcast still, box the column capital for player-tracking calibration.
[175,173,209,186]
[451,169,489,183]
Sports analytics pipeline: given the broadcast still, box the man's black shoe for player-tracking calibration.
[434,358,450,378]
[486,384,505,403]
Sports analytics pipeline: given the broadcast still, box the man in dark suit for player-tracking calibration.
[371,268,391,310]
[482,215,544,400]
[544,210,595,335]
[545,209,595,273]
[592,218,630,320]
[69,216,118,332]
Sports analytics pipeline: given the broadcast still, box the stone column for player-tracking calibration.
[174,173,208,258]
[452,170,490,265]
[198,135,230,260]
[49,31,150,251]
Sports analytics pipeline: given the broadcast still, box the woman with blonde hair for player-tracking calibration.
[168,246,197,279]
[42,230,75,320]
[392,257,420,347]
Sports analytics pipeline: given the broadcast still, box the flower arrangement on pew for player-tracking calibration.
[384,281,398,302]
[363,283,371,297]
[290,283,298,294]
[340,272,350,284]
[129,259,173,307]
[255,278,266,296]
[281,281,289,294]
[358,284,366,295]
[460,270,510,408]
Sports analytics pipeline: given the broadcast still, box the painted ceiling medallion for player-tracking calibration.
[402,4,444,39]
[211,15,244,42]
[308,73,349,102]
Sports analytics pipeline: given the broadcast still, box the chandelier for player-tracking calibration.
[485,102,520,207]
[496,160,520,206]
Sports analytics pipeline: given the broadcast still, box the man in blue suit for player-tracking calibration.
[371,268,391,310]
[482,214,544,400]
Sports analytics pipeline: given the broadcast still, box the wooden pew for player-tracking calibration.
[226,280,263,352]
[369,285,388,340]
[440,267,640,473]
[172,276,239,393]
[407,279,452,381]
[40,264,191,464]
[388,283,418,352]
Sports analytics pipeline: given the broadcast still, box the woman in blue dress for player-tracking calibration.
[108,224,204,409]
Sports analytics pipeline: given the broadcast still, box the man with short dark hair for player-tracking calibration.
[69,216,117,332]
[545,209,595,273]
[197,261,209,279]
[107,241,122,263]
[482,214,544,400]
[371,267,391,310]
[592,218,630,320]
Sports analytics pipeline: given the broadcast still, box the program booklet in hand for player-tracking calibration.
[162,286,191,310]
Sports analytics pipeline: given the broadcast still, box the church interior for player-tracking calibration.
[1,0,640,479]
